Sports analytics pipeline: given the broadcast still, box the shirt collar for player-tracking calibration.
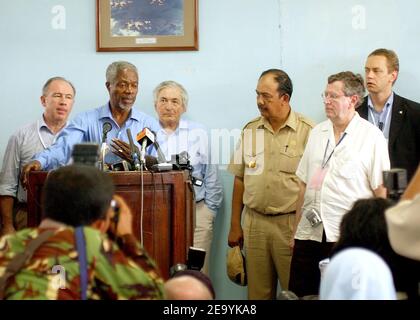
[39,115,68,133]
[178,119,188,130]
[367,92,394,113]
[259,110,298,132]
[343,112,361,135]
[325,112,361,135]
[98,102,143,122]
[38,116,49,130]
[284,110,298,131]
[158,118,187,136]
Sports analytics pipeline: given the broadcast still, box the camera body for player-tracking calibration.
[170,152,193,171]
[71,143,100,167]
[305,208,322,227]
[169,246,206,277]
[170,152,203,187]
[383,168,407,201]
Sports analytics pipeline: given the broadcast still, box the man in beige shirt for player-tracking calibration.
[228,69,314,299]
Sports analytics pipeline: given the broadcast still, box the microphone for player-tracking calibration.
[99,122,112,171]
[102,122,112,143]
[127,128,141,171]
[136,128,155,165]
[153,140,167,164]
[151,162,174,172]
[146,129,166,163]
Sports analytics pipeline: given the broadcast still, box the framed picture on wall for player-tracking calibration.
[96,0,198,52]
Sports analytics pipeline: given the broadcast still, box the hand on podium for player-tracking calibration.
[110,138,139,163]
[20,160,42,190]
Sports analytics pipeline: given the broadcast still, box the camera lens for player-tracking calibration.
[169,263,187,277]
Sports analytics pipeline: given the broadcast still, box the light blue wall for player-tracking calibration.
[1,0,419,299]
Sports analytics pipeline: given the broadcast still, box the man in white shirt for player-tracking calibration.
[0,77,75,235]
[288,71,390,297]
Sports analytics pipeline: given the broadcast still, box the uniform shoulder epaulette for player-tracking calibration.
[296,113,316,128]
[242,116,262,130]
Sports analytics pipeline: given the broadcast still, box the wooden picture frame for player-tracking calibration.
[96,0,198,52]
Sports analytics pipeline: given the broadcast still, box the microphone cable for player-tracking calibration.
[140,151,144,247]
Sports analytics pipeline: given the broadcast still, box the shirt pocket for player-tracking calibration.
[277,149,301,174]
[244,149,265,176]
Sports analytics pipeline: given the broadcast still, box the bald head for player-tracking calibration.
[164,275,213,300]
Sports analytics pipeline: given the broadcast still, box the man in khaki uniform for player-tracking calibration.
[228,69,314,300]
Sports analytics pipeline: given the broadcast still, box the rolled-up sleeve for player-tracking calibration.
[368,133,390,190]
[0,134,20,197]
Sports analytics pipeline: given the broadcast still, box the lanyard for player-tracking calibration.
[37,120,48,149]
[37,120,61,149]
[368,104,391,131]
[322,132,347,169]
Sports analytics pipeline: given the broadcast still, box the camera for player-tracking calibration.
[170,152,193,171]
[383,168,407,201]
[169,246,206,277]
[169,152,203,187]
[305,208,322,227]
[71,143,100,166]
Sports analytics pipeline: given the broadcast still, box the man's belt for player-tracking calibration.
[249,207,296,216]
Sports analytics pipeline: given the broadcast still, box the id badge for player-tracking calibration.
[308,166,328,190]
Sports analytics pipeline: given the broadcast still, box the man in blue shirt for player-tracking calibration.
[153,80,223,275]
[21,61,159,185]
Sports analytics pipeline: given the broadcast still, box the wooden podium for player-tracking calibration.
[27,170,194,279]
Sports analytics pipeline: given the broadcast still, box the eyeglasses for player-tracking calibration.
[321,92,347,102]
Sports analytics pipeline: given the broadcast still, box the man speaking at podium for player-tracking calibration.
[152,81,223,275]
[21,61,159,185]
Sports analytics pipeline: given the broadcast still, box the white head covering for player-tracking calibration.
[319,248,396,300]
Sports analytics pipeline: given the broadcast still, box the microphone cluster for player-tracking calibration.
[109,127,159,171]
[105,127,203,186]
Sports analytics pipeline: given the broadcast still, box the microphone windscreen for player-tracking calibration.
[145,155,158,170]
[103,122,112,134]
[136,128,155,145]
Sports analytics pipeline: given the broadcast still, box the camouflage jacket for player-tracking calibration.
[0,227,165,300]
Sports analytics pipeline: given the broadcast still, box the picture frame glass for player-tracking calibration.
[97,0,198,52]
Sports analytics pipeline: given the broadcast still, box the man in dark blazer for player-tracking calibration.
[358,48,420,183]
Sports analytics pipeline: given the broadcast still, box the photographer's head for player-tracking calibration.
[42,165,115,227]
[332,198,394,257]
[165,269,215,300]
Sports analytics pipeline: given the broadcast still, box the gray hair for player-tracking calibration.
[328,71,365,108]
[153,80,189,110]
[42,77,76,96]
[106,61,138,84]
